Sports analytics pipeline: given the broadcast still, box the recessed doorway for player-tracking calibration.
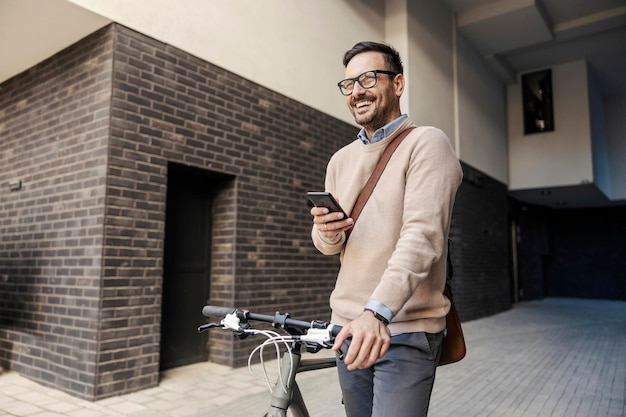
[160,163,232,371]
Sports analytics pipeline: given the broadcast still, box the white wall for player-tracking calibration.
[5,0,512,186]
[68,0,386,126]
[456,32,508,183]
[406,0,455,137]
[0,0,111,83]
[508,60,594,190]
[401,1,508,183]
[385,0,411,116]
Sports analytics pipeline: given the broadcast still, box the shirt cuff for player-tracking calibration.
[364,299,394,324]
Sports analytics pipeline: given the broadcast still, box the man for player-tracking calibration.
[310,41,463,417]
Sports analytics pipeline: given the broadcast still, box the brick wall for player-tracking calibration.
[545,206,626,299]
[507,198,626,301]
[0,23,515,400]
[0,27,113,398]
[103,25,356,380]
[450,163,512,321]
[0,24,354,399]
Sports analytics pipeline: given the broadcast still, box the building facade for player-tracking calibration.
[0,23,512,400]
[2,0,625,401]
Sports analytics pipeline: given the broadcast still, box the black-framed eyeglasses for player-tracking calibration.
[337,70,398,96]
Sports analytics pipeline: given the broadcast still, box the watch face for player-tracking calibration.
[365,308,389,325]
[375,312,389,325]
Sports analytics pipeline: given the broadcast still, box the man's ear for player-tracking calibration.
[394,73,405,97]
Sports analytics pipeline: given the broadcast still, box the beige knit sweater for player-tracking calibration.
[312,119,463,334]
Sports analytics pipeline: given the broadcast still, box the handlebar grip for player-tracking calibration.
[202,305,235,318]
[330,324,343,338]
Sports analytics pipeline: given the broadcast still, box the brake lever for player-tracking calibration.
[197,323,222,333]
[304,341,323,353]
[336,347,344,361]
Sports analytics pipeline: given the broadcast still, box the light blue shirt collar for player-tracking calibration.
[357,114,408,144]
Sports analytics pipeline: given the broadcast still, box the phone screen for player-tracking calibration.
[307,192,349,218]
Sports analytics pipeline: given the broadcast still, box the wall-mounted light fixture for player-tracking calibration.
[9,179,22,191]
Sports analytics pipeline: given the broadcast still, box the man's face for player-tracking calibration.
[344,51,403,135]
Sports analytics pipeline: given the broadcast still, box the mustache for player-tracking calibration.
[351,94,375,103]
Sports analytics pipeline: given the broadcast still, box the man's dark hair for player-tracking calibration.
[342,41,404,74]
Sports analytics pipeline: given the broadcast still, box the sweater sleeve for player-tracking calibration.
[311,225,346,255]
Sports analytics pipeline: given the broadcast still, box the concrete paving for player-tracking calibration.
[0,297,624,417]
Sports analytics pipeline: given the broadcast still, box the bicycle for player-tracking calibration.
[199,306,344,417]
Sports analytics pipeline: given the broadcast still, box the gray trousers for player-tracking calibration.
[336,331,443,417]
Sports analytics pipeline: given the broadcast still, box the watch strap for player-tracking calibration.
[364,308,390,325]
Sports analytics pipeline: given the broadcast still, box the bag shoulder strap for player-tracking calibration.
[445,238,455,297]
[346,127,416,240]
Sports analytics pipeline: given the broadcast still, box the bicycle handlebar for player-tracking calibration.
[201,305,236,318]
[201,305,342,338]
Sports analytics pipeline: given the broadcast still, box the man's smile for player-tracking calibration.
[353,98,375,115]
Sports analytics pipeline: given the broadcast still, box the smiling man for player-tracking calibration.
[310,42,463,417]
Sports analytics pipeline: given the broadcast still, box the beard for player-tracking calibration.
[350,90,398,133]
[352,103,392,133]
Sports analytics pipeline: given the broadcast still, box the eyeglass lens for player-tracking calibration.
[339,71,378,95]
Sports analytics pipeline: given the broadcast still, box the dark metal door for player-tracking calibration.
[160,167,212,370]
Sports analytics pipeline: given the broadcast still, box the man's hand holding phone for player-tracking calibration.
[308,192,354,238]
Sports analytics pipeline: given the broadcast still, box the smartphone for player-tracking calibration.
[307,191,349,219]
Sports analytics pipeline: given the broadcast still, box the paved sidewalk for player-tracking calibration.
[0,297,624,417]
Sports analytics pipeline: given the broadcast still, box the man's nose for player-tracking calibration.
[351,81,366,96]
